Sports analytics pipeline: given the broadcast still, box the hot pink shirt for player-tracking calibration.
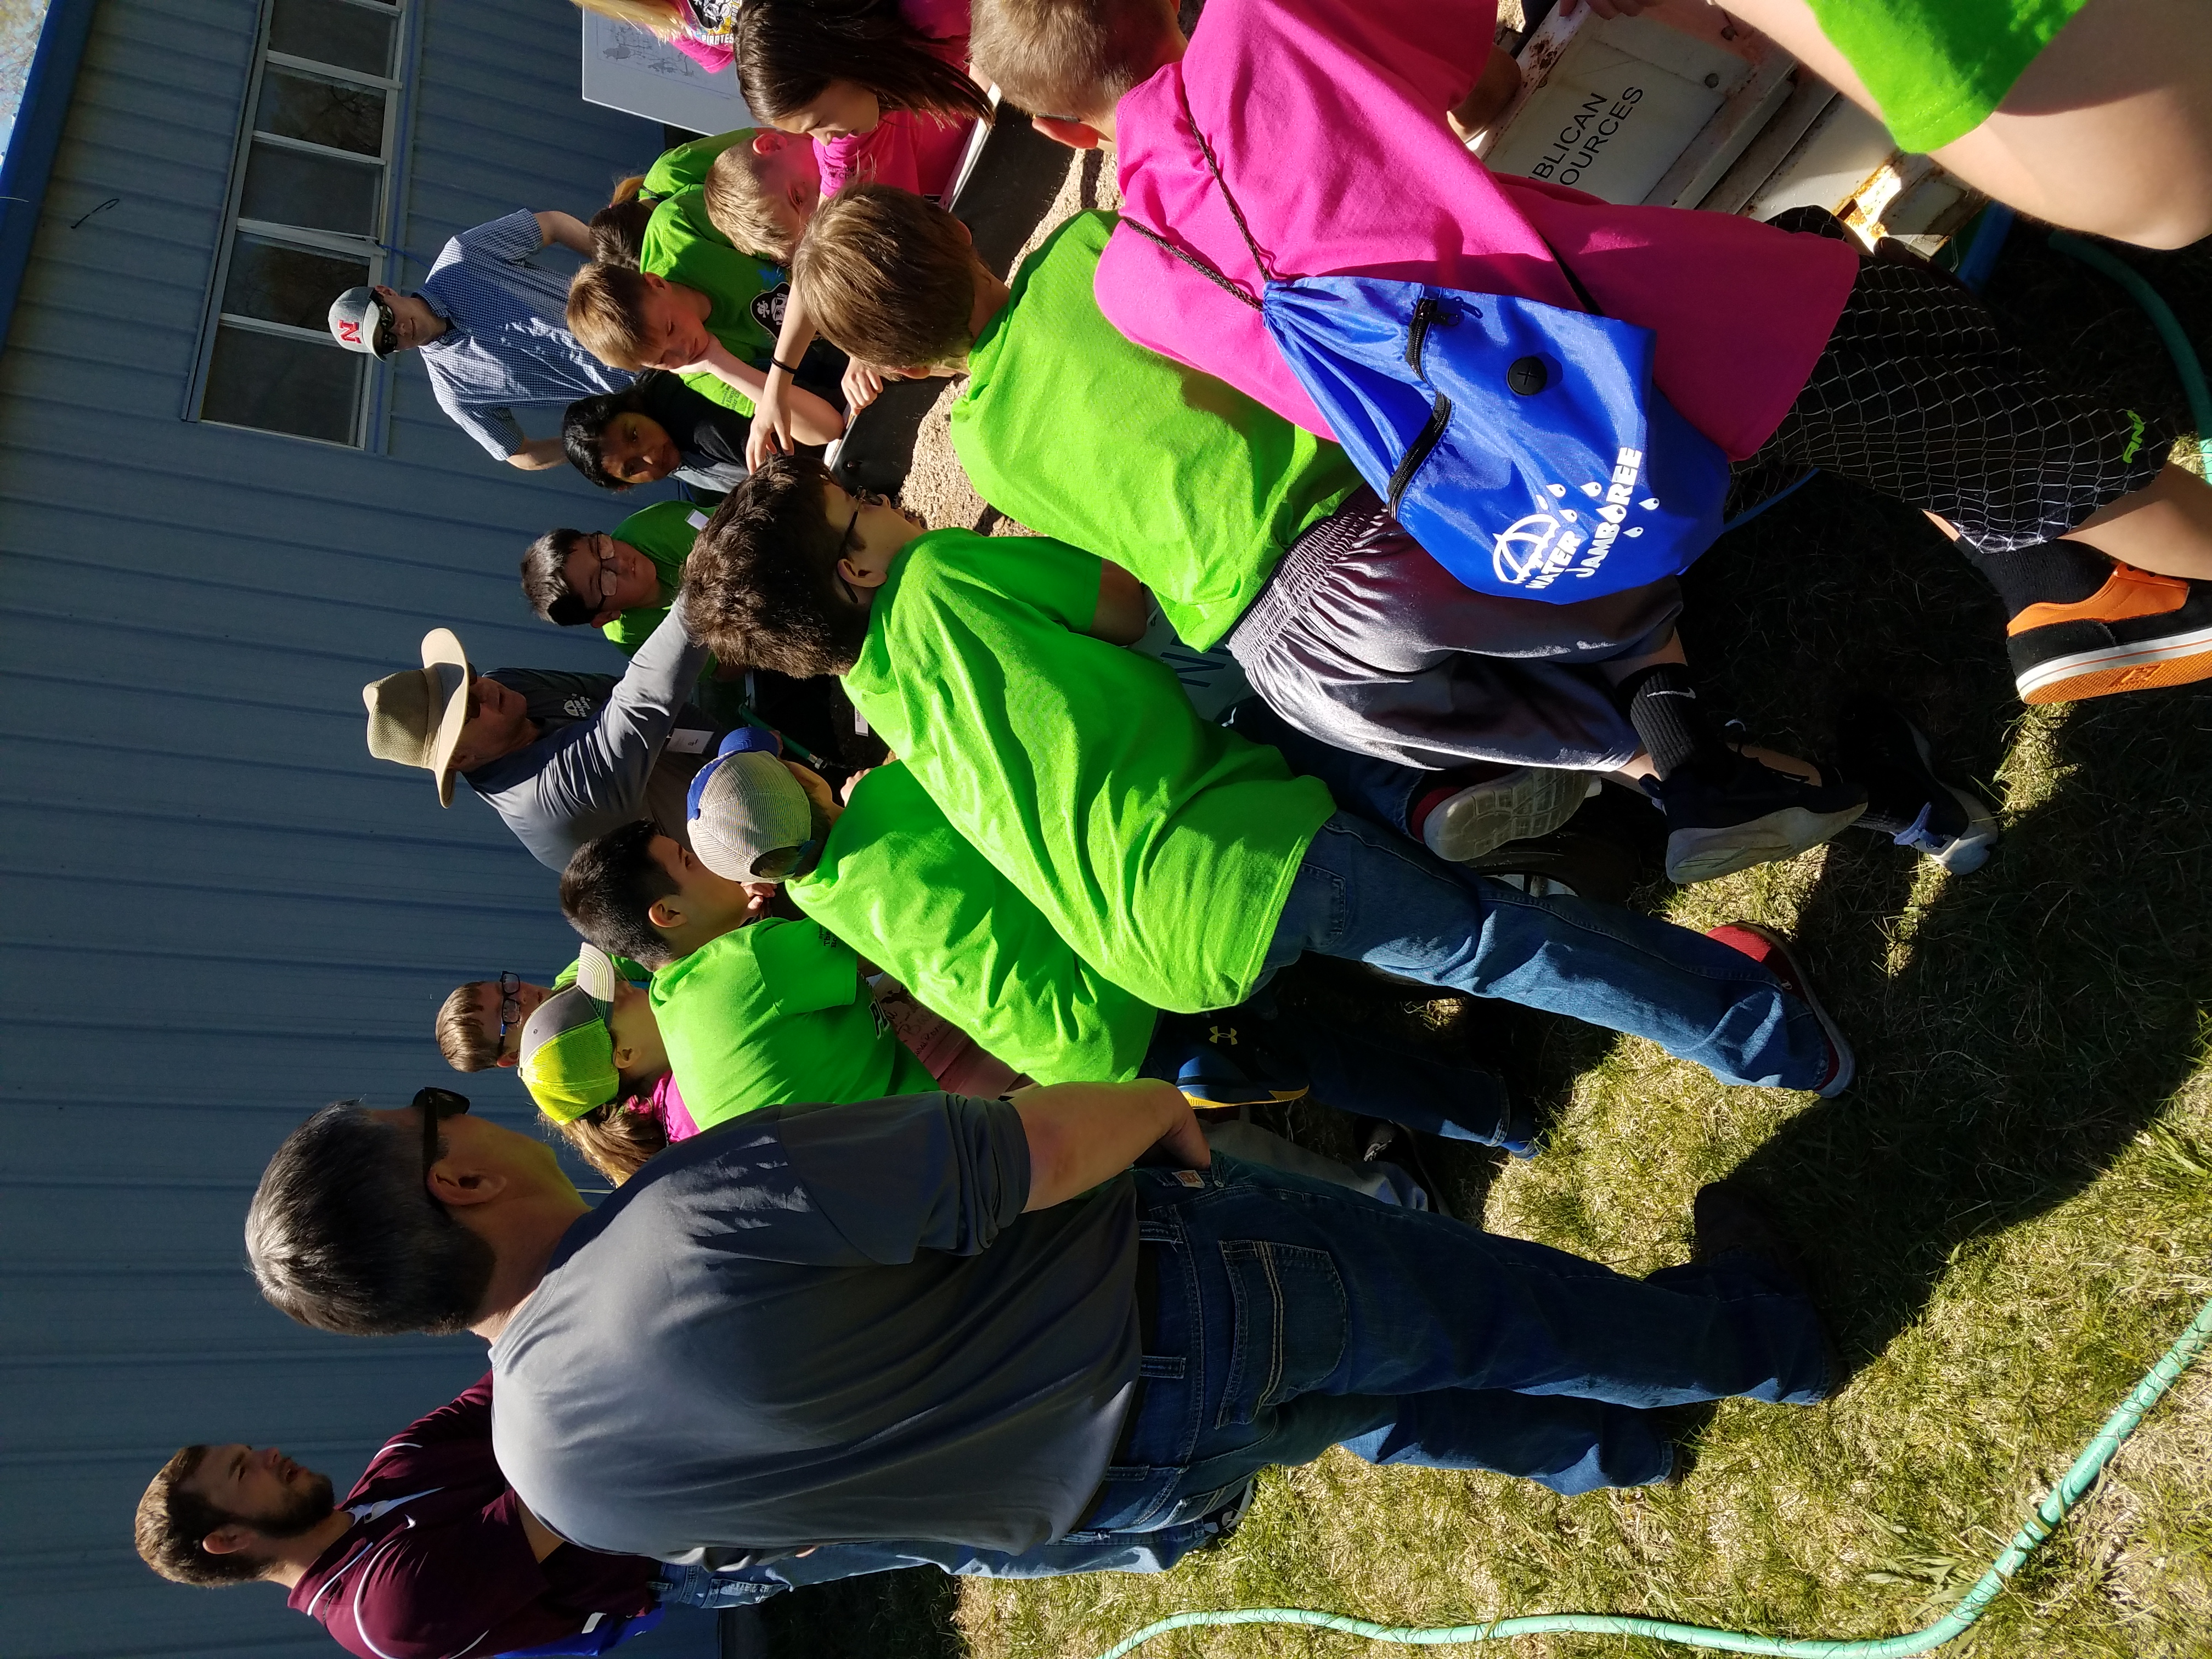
[816,0,977,202]
[1098,0,1859,461]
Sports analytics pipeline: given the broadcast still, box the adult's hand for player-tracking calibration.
[506,437,567,470]
[1015,1080,1206,1211]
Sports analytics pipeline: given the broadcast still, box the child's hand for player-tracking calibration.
[842,361,886,413]
[747,377,799,471]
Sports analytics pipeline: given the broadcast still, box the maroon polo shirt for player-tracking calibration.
[287,1375,658,1659]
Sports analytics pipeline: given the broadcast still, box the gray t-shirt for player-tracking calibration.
[490,1093,1141,1560]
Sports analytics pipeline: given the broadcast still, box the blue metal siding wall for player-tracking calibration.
[0,1,684,1654]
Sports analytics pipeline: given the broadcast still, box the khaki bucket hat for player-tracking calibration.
[363,628,472,807]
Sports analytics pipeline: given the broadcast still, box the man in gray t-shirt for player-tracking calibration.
[247,1079,1838,1567]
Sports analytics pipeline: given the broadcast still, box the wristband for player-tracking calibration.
[770,357,803,376]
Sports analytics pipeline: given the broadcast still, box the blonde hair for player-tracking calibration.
[968,0,1179,122]
[566,261,655,370]
[703,145,797,261]
[569,0,689,41]
[793,184,978,371]
[549,1099,669,1184]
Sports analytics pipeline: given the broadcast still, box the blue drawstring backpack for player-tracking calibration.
[1120,96,1731,603]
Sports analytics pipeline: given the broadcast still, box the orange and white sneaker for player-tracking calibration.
[2007,564,2212,705]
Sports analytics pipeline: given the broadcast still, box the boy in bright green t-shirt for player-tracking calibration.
[520,498,703,653]
[679,452,1855,1101]
[563,196,845,437]
[789,189,1926,891]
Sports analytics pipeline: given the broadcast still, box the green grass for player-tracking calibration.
[771,231,2212,1658]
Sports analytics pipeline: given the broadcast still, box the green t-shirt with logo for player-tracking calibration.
[792,760,1158,1086]
[950,211,1361,651]
[603,500,708,656]
[642,128,756,201]
[639,189,787,416]
[650,916,934,1132]
[843,528,1334,1014]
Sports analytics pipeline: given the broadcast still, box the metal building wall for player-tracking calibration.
[0,1,692,1654]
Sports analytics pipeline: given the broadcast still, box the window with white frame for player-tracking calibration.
[195,0,414,446]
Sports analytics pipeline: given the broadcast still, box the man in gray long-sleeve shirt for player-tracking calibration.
[362,611,731,869]
[245,1080,1838,1567]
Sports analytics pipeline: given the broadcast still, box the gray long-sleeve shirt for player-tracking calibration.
[489,1093,1141,1560]
[462,608,720,869]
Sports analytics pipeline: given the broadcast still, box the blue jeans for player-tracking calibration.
[651,1493,1246,1604]
[1083,1158,1832,1525]
[1265,812,1828,1088]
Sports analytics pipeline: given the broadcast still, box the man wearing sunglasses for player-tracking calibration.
[247,1070,1835,1575]
[325,209,633,472]
[360,612,738,871]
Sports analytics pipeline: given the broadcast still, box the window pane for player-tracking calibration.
[268,0,395,77]
[256,66,386,157]
[203,325,364,445]
[240,140,381,235]
[222,236,369,331]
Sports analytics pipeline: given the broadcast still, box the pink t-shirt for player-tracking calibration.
[817,0,977,202]
[1098,0,1859,461]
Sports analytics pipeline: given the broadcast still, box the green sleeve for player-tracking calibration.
[793,764,1158,1085]
[641,128,759,199]
[749,918,864,1016]
[679,370,755,417]
[1808,0,2091,153]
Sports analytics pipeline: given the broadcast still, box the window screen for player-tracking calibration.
[197,0,408,445]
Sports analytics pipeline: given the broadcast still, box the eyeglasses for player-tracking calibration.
[414,1086,471,1183]
[496,970,523,1036]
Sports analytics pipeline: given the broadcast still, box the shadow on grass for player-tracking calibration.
[751,1566,962,1659]
[1672,252,2212,1367]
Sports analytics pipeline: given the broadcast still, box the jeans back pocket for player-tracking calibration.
[1215,1240,1347,1428]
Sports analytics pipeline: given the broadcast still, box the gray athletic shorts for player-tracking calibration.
[1223,488,1679,772]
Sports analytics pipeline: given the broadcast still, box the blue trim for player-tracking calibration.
[0,0,102,360]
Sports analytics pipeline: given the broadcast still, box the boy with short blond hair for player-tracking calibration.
[566,188,845,442]
[969,0,2212,713]
[701,132,822,263]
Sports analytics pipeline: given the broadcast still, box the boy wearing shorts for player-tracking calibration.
[679,453,1855,1096]
[970,0,2212,711]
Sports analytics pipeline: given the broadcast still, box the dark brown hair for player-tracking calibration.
[737,0,994,127]
[681,452,870,678]
[134,1447,264,1587]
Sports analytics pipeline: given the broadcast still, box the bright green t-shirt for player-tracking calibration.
[603,499,706,656]
[1811,0,2091,153]
[950,211,1361,652]
[843,528,1335,1014]
[642,128,756,200]
[792,760,1159,1085]
[650,917,935,1131]
[639,189,786,416]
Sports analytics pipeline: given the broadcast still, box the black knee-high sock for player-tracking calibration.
[1615,664,1733,781]
[1958,539,2112,617]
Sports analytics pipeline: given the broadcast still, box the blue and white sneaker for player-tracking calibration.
[1836,698,2001,874]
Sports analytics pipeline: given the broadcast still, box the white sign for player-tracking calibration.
[580,12,754,136]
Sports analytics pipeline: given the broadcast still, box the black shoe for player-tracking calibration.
[1352,1119,1454,1218]
[1835,697,2000,874]
[1656,751,1867,885]
[2006,565,2212,706]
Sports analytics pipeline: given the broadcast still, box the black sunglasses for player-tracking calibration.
[414,1086,471,1183]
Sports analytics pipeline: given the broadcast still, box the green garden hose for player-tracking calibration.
[1088,1293,2212,1658]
